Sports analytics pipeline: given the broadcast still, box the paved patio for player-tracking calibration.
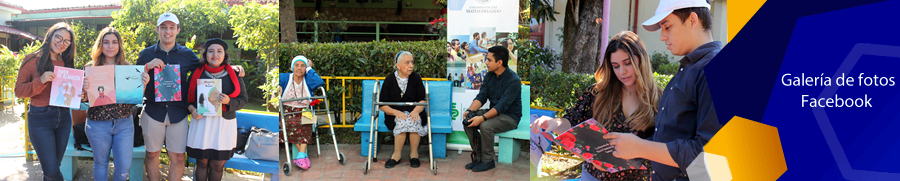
[278,143,531,181]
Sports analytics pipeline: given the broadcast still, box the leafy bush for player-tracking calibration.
[650,51,681,75]
[278,40,446,122]
[654,72,673,89]
[657,62,680,76]
[529,66,594,109]
[517,39,560,81]
[259,67,279,109]
[0,42,42,118]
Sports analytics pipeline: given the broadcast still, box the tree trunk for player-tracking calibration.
[561,0,603,74]
[280,0,298,43]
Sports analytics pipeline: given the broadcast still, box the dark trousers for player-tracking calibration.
[463,109,516,162]
[28,105,72,181]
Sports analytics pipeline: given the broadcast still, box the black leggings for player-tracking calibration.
[194,159,227,181]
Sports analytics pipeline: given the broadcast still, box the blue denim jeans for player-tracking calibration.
[85,116,134,181]
[27,105,72,181]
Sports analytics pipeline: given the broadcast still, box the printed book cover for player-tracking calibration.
[196,79,222,116]
[116,65,144,104]
[541,118,647,173]
[49,66,84,109]
[85,65,116,107]
[154,65,181,102]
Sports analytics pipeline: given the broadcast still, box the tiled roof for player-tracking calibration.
[21,3,121,13]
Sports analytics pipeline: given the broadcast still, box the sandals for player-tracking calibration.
[293,157,311,170]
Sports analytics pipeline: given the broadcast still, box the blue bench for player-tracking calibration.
[188,111,280,181]
[495,85,531,164]
[354,80,452,158]
[62,128,146,181]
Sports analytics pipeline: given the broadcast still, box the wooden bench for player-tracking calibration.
[495,85,531,164]
[62,130,146,181]
[354,80,452,158]
[188,111,280,181]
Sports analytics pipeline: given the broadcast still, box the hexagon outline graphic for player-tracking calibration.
[813,43,900,180]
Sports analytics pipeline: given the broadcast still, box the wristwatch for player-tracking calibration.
[481,115,487,120]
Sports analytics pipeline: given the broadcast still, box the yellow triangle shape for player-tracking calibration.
[727,0,767,42]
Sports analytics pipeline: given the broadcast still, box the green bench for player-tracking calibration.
[495,85,530,164]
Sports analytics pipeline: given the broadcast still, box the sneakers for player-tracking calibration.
[471,160,495,172]
[293,157,311,170]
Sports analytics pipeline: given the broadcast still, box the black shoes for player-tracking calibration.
[465,161,479,170]
[410,158,421,168]
[385,159,401,168]
[471,160,495,172]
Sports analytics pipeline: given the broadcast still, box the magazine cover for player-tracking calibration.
[49,66,83,109]
[85,65,116,107]
[154,64,181,102]
[196,79,222,116]
[541,118,647,173]
[116,65,144,104]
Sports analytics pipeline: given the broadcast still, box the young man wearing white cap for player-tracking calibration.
[602,0,722,180]
[138,12,244,180]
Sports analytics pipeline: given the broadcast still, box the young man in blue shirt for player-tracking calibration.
[462,46,522,172]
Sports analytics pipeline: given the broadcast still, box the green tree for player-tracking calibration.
[70,20,99,68]
[111,0,229,61]
[228,1,279,67]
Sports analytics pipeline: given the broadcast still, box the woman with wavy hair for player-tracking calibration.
[82,26,150,181]
[532,31,662,181]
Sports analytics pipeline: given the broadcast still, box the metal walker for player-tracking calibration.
[364,81,437,175]
[280,86,346,175]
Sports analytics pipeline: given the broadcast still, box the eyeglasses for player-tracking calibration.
[54,34,72,46]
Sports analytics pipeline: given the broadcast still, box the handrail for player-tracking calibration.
[295,20,439,42]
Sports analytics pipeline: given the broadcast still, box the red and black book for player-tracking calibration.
[541,118,647,173]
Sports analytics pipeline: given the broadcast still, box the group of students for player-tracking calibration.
[532,0,722,180]
[15,13,248,181]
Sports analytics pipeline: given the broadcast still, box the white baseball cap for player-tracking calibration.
[157,13,180,26]
[641,0,710,32]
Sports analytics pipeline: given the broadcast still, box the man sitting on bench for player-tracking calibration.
[462,46,522,172]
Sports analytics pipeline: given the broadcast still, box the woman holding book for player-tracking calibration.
[13,22,78,181]
[81,27,150,181]
[531,31,662,181]
[186,38,248,181]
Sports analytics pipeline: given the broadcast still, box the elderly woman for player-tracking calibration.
[280,55,324,170]
[380,51,429,168]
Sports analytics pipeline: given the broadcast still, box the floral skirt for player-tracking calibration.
[280,106,314,144]
[392,111,428,136]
